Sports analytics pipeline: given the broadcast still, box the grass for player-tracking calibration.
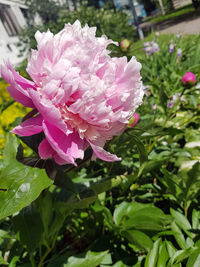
[145,4,196,24]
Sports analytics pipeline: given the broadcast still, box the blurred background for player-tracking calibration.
[0,0,199,65]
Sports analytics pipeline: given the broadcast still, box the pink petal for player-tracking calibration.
[38,138,56,159]
[0,62,35,108]
[11,114,43,136]
[29,89,73,135]
[43,120,86,165]
[89,142,121,162]
[38,138,69,165]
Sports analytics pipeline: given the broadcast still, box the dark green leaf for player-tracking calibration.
[123,230,153,252]
[13,203,44,252]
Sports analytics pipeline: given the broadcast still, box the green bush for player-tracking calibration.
[18,1,136,57]
[1,31,200,266]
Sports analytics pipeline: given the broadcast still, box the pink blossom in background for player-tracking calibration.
[182,72,196,85]
[128,113,139,127]
[1,20,143,165]
[120,39,130,51]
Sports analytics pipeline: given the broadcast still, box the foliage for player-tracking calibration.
[1,26,200,267]
[18,1,136,57]
[24,0,61,24]
[146,3,195,24]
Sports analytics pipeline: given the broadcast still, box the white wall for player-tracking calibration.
[0,0,27,66]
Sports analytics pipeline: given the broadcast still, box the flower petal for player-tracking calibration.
[43,120,86,165]
[0,61,35,107]
[89,141,121,162]
[11,114,43,136]
[38,138,68,165]
[29,89,73,135]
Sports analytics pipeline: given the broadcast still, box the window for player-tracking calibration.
[0,4,20,36]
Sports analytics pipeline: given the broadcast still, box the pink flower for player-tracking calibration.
[128,113,139,127]
[1,21,143,165]
[182,72,196,85]
[120,39,130,51]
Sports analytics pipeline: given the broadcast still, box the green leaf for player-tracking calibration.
[13,203,44,252]
[165,241,177,257]
[145,238,161,267]
[123,230,153,252]
[185,162,200,201]
[170,208,192,237]
[171,247,199,265]
[129,134,147,165]
[64,250,108,267]
[113,202,130,226]
[0,251,8,265]
[157,242,169,267]
[161,169,183,202]
[192,209,200,229]
[8,256,20,267]
[171,222,187,250]
[37,190,53,242]
[0,135,52,220]
[3,133,18,164]
[0,161,52,220]
[187,251,200,267]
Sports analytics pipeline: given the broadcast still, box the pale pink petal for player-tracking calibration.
[28,89,73,135]
[89,141,121,162]
[11,114,43,136]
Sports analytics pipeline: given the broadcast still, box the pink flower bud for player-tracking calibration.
[120,39,130,51]
[128,113,139,127]
[182,72,196,85]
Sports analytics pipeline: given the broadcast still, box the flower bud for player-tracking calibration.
[128,113,139,127]
[120,39,130,51]
[182,72,196,85]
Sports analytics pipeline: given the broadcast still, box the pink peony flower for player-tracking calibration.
[1,20,143,165]
[182,72,196,85]
[128,113,139,127]
[120,39,130,51]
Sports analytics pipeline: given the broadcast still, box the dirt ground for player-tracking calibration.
[160,17,200,34]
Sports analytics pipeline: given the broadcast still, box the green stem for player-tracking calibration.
[38,247,52,267]
[30,253,36,267]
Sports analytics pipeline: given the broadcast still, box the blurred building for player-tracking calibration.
[172,0,192,9]
[114,0,146,19]
[0,0,29,65]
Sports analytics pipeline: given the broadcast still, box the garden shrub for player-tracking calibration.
[1,25,200,266]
